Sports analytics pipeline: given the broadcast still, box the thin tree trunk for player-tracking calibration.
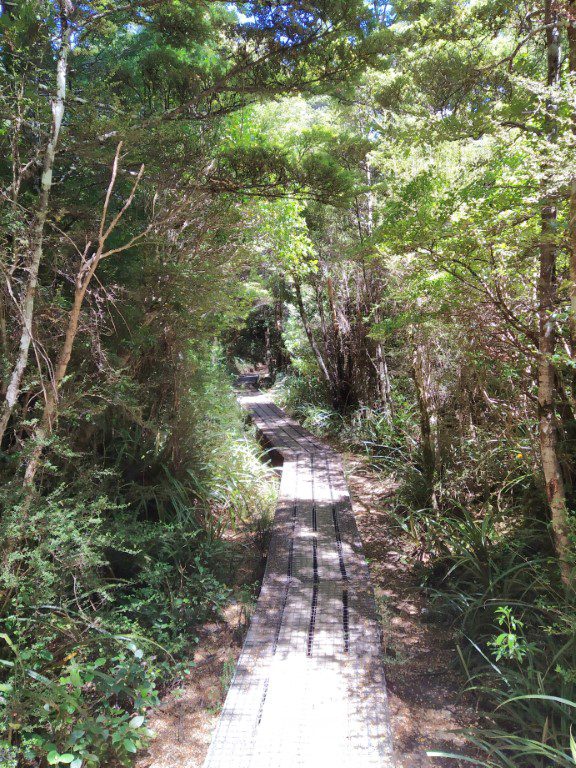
[365,159,375,236]
[293,275,333,389]
[412,339,437,501]
[360,158,393,412]
[539,239,572,585]
[264,323,272,370]
[0,5,71,443]
[538,0,572,587]
[568,14,576,355]
[23,273,95,486]
[23,146,146,488]
[570,195,576,357]
[314,281,332,365]
[272,298,290,372]
[375,341,393,417]
[326,274,350,407]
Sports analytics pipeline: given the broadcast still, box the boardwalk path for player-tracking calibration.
[203,390,395,768]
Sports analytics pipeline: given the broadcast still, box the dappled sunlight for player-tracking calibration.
[345,454,479,767]
[203,392,393,767]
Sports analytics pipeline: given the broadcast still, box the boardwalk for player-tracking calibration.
[203,390,395,768]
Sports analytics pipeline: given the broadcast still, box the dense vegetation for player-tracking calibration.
[1,0,576,766]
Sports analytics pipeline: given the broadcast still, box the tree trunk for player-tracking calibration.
[568,14,576,356]
[23,257,99,487]
[375,341,393,417]
[538,1,573,587]
[23,146,146,488]
[0,5,71,444]
[293,275,333,388]
[538,241,572,585]
[272,298,290,372]
[412,339,438,501]
[326,274,354,410]
[314,281,332,368]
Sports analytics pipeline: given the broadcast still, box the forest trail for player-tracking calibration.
[202,389,395,768]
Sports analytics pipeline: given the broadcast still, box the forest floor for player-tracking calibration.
[134,513,272,768]
[342,451,479,768]
[136,453,479,768]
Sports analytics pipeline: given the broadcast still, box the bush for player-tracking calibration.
[396,497,575,767]
[0,351,276,767]
[1,629,158,768]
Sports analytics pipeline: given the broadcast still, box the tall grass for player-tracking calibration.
[393,455,576,767]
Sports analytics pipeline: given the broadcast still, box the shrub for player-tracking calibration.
[0,352,276,766]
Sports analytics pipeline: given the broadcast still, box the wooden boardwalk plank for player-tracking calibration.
[202,391,394,768]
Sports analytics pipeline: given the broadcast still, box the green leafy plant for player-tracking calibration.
[489,607,534,664]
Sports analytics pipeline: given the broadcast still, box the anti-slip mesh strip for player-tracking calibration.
[202,392,395,768]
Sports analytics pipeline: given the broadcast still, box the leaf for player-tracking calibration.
[27,669,51,684]
[499,695,576,710]
[47,752,76,765]
[570,726,576,763]
[68,665,82,688]
[129,715,145,729]
[427,752,492,766]
[0,632,20,658]
[123,738,137,753]
[71,761,82,768]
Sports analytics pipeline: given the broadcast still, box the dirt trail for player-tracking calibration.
[134,522,267,768]
[343,451,478,768]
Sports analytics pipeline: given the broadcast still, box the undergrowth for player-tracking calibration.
[0,352,276,768]
[274,374,576,768]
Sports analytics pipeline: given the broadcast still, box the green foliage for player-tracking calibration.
[5,0,576,766]
[392,486,575,767]
[390,460,574,768]
[272,373,335,431]
[0,353,275,766]
[1,630,157,767]
[489,607,534,664]
[0,484,157,766]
